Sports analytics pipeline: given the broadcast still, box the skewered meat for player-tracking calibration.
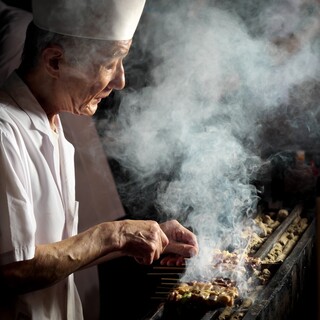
[167,278,239,308]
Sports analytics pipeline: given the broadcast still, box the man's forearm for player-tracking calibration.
[0,222,120,294]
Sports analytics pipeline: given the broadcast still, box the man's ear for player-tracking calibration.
[41,45,64,78]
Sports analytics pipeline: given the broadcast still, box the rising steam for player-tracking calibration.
[96,0,320,290]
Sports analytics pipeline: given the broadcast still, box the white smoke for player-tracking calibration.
[97,0,320,283]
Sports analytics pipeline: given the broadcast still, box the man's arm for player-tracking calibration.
[0,219,169,294]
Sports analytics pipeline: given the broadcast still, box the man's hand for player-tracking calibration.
[118,220,169,265]
[159,220,198,265]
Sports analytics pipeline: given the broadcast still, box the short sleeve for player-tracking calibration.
[0,124,36,265]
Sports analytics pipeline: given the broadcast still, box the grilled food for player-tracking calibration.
[167,278,239,308]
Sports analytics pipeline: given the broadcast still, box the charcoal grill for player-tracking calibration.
[98,204,317,320]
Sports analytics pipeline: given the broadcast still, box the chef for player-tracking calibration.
[0,0,199,319]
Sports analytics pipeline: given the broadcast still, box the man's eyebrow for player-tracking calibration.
[96,39,131,57]
[99,46,129,59]
[112,48,129,57]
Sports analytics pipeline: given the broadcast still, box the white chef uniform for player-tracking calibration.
[0,72,83,320]
[0,0,147,318]
[60,113,126,320]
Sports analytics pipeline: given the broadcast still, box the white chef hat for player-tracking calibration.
[32,0,146,41]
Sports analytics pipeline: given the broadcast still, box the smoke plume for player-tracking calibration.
[97,0,320,288]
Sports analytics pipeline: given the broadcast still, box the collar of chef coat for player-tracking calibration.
[2,72,79,237]
[3,72,56,136]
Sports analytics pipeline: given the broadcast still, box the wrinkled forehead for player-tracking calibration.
[88,39,133,67]
[61,36,132,66]
[99,39,133,58]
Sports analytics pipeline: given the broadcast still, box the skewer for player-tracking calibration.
[157,286,178,290]
[152,266,185,270]
[147,272,181,276]
[160,282,180,286]
[160,277,180,281]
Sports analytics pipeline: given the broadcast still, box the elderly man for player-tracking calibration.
[0,0,198,319]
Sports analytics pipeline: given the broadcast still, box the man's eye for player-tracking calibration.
[103,64,115,71]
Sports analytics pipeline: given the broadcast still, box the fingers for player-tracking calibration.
[120,220,169,265]
[135,257,151,265]
[160,220,199,257]
[118,219,199,266]
[176,228,198,247]
[164,242,198,257]
[160,254,186,266]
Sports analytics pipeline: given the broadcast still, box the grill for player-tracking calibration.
[98,144,318,320]
[145,205,315,320]
[98,203,317,320]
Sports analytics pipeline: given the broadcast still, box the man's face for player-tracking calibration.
[57,40,132,116]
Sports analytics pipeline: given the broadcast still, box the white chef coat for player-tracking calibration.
[0,72,83,320]
[61,113,126,320]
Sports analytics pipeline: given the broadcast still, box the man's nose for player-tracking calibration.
[110,63,125,91]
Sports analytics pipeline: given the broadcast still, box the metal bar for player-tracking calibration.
[200,309,220,320]
[143,304,164,320]
[242,219,315,320]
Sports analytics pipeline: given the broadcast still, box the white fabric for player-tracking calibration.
[60,113,125,227]
[51,130,62,194]
[60,113,126,320]
[0,73,83,320]
[32,0,146,41]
